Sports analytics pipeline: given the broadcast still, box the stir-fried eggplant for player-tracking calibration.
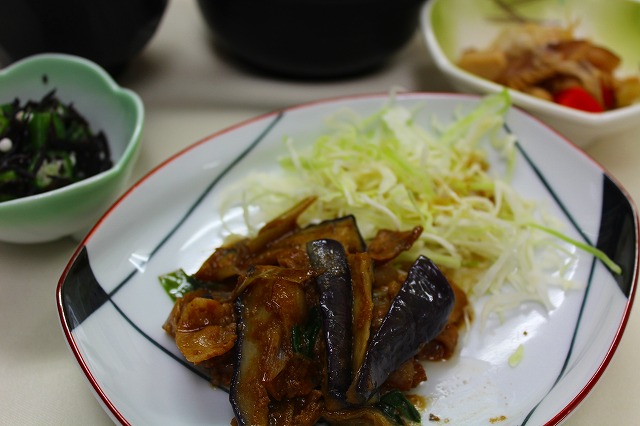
[230,266,315,425]
[348,253,374,381]
[249,215,366,270]
[353,256,456,404]
[194,196,317,282]
[162,289,236,364]
[194,198,365,281]
[417,282,470,362]
[367,226,423,265]
[307,239,354,408]
[161,197,467,425]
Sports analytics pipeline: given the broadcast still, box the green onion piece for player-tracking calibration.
[375,402,404,425]
[292,306,321,358]
[291,325,306,357]
[377,390,422,423]
[380,390,420,422]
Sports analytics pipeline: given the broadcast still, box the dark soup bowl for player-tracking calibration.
[0,0,168,76]
[196,0,426,78]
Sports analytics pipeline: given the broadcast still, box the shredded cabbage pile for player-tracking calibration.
[220,92,617,324]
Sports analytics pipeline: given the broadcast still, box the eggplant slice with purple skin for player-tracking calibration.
[229,265,312,425]
[306,238,354,408]
[353,255,455,404]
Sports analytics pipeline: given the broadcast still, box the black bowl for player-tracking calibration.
[196,0,426,78]
[0,0,168,76]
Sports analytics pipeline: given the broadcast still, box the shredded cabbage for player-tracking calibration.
[508,344,525,368]
[220,91,618,324]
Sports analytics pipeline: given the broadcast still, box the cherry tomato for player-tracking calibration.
[553,87,604,113]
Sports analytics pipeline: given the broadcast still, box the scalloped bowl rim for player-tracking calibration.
[0,53,144,209]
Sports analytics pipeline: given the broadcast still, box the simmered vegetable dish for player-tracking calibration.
[161,196,469,425]
[0,90,112,201]
[457,22,640,112]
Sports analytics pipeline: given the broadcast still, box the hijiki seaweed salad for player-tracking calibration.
[159,92,619,425]
[0,89,112,202]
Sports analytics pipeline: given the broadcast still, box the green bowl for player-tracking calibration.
[0,53,144,243]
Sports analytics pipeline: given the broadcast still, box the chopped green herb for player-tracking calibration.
[291,306,321,358]
[376,390,422,424]
[158,269,208,301]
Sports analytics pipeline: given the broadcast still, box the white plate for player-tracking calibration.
[57,93,638,425]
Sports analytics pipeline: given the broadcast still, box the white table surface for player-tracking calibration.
[1,1,639,425]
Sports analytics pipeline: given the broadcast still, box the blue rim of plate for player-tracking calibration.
[56,92,639,426]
